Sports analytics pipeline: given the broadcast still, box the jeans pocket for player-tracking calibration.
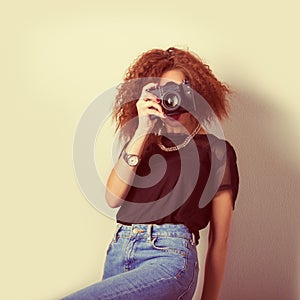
[150,236,189,280]
[151,236,188,258]
[177,261,199,299]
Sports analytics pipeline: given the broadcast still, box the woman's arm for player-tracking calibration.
[105,83,165,208]
[200,189,233,300]
[105,129,148,208]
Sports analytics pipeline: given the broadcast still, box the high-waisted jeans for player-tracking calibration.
[62,223,199,300]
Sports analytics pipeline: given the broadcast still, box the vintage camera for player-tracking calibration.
[147,80,196,116]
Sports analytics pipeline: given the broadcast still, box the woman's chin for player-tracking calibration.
[164,114,185,130]
[165,113,181,122]
[169,114,181,120]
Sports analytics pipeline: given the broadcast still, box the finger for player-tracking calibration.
[138,89,159,102]
[138,94,156,104]
[137,100,165,117]
[141,105,166,119]
[136,96,160,111]
[144,101,164,115]
[146,108,166,119]
[137,98,164,116]
[143,91,158,100]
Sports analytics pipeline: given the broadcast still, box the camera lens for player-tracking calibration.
[162,92,181,111]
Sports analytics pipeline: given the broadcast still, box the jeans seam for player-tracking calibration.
[123,238,136,272]
[177,261,198,299]
[174,240,189,280]
[102,275,179,300]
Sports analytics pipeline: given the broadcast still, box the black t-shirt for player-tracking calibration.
[116,133,239,245]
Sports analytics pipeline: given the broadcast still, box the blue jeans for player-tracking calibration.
[62,223,199,300]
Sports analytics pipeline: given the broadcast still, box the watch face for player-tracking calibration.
[128,155,139,166]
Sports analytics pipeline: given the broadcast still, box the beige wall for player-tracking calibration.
[1,1,299,299]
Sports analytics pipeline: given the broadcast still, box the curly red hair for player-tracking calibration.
[113,47,231,143]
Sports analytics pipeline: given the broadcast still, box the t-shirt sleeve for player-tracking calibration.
[212,140,239,209]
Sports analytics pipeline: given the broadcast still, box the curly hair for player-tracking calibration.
[113,47,231,144]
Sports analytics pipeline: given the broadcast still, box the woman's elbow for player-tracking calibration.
[105,189,123,208]
[106,200,121,209]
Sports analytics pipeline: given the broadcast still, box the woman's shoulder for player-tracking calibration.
[195,133,237,159]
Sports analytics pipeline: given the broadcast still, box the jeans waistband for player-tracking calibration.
[113,223,195,244]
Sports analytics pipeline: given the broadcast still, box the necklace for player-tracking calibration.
[158,123,202,152]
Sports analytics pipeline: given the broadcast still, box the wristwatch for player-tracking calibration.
[122,150,141,167]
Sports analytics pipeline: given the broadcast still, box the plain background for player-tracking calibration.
[1,1,299,299]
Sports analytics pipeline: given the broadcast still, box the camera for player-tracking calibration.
[147,80,196,116]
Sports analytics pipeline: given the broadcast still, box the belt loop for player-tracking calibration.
[191,233,196,246]
[147,224,152,242]
[113,223,122,243]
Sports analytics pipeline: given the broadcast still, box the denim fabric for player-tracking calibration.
[62,223,199,300]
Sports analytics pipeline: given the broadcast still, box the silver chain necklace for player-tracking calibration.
[158,123,202,152]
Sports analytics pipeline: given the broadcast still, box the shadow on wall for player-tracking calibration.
[217,90,300,300]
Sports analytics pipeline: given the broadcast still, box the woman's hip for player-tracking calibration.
[103,223,198,278]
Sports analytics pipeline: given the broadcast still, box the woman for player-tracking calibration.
[63,47,239,300]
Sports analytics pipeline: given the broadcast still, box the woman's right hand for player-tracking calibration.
[136,83,166,133]
[106,84,166,208]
